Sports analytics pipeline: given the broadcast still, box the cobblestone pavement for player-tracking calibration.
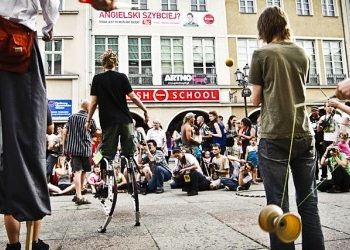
[1,179,350,249]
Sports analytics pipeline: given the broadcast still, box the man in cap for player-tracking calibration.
[309,106,323,180]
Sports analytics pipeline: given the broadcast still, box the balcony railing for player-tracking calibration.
[306,74,320,86]
[205,74,217,85]
[129,74,153,86]
[327,74,347,85]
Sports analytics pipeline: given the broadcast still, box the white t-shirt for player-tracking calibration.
[174,153,203,174]
[320,113,341,142]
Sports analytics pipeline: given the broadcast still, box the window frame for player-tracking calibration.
[131,0,148,10]
[161,0,178,11]
[296,39,319,85]
[94,36,119,74]
[191,0,207,12]
[236,38,259,70]
[266,0,282,7]
[239,0,257,14]
[44,39,63,75]
[322,40,346,85]
[192,37,216,84]
[296,0,313,16]
[128,36,152,86]
[161,37,184,74]
[321,0,337,17]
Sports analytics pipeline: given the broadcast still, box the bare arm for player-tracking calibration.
[328,98,350,115]
[128,91,149,123]
[85,95,98,130]
[251,84,262,106]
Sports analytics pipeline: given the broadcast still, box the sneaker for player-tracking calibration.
[187,190,198,196]
[155,187,164,194]
[75,197,91,205]
[327,186,342,193]
[6,242,21,250]
[32,239,49,250]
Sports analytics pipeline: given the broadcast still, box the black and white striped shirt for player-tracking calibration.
[65,110,96,157]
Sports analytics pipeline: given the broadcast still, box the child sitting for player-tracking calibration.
[245,137,259,184]
[88,165,104,194]
[337,132,350,159]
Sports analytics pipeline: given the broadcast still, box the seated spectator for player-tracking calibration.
[319,145,350,193]
[140,139,172,193]
[171,148,210,196]
[49,158,75,195]
[237,161,254,191]
[88,165,104,194]
[245,137,259,184]
[201,150,212,176]
[114,165,127,192]
[208,144,230,189]
[337,132,350,159]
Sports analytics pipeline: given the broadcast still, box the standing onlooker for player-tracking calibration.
[208,111,226,154]
[146,120,167,158]
[181,112,200,153]
[226,115,238,155]
[317,102,341,180]
[250,7,324,249]
[238,117,256,159]
[309,106,323,180]
[196,115,211,153]
[63,101,97,205]
[0,1,59,249]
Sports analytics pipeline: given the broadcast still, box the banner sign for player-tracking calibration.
[98,11,215,27]
[130,89,220,102]
[48,100,72,118]
[162,74,212,85]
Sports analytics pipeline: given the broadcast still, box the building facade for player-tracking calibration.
[40,0,349,132]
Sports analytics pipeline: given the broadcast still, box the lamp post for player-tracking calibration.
[234,63,251,118]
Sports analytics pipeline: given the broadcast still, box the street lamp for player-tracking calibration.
[234,63,251,117]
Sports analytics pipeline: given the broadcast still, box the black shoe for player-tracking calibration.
[72,195,77,202]
[327,186,342,193]
[155,187,164,194]
[6,242,21,250]
[32,239,49,250]
[75,197,91,205]
[187,190,198,196]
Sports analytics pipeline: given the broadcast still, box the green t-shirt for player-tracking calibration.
[249,42,312,139]
[328,153,350,176]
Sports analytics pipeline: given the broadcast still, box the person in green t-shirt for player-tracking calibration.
[320,145,350,192]
[249,6,324,250]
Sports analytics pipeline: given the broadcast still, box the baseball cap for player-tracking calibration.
[311,106,319,111]
[185,112,196,118]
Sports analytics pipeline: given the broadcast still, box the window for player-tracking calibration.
[161,38,184,74]
[322,0,336,16]
[191,0,207,12]
[128,37,152,85]
[296,0,311,15]
[192,38,216,84]
[237,38,258,70]
[44,39,62,75]
[296,39,319,85]
[94,37,118,74]
[239,0,256,13]
[323,40,345,85]
[162,0,177,11]
[131,0,147,10]
[267,0,281,7]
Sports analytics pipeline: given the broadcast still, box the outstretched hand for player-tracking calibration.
[335,78,350,100]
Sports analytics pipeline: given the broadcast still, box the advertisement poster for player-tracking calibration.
[98,10,215,27]
[48,100,72,119]
[162,74,212,85]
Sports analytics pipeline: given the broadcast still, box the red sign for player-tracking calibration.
[130,89,220,102]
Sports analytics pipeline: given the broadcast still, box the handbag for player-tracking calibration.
[0,16,35,73]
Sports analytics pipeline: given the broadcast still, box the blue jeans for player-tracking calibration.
[148,165,172,192]
[259,138,324,250]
